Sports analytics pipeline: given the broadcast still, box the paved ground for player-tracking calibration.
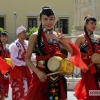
[5,85,77,100]
[67,91,77,100]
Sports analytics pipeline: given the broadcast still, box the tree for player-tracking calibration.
[26,27,38,40]
[0,27,5,33]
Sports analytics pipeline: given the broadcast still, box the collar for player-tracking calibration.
[15,39,28,45]
[88,32,93,36]
[88,33,94,39]
[43,28,53,34]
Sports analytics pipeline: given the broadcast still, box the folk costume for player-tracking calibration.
[25,7,88,100]
[0,32,11,100]
[9,26,32,100]
[25,29,88,100]
[74,33,100,100]
[9,39,32,100]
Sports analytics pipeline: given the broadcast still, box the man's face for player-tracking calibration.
[18,31,26,39]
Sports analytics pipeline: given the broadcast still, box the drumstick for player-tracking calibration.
[88,63,94,68]
[47,71,63,76]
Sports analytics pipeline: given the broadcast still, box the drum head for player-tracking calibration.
[91,53,99,64]
[60,59,74,75]
[47,56,61,72]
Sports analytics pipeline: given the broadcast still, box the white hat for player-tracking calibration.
[16,25,26,35]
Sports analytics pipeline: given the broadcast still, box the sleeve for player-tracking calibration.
[9,43,26,66]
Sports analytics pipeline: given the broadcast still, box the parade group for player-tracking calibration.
[0,6,100,100]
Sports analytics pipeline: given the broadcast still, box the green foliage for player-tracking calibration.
[0,27,5,33]
[26,27,38,39]
[71,26,75,33]
[98,21,100,30]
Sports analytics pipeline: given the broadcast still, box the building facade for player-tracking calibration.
[0,0,100,43]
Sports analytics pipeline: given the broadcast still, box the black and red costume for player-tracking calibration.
[26,30,88,100]
[74,33,100,100]
[0,42,10,99]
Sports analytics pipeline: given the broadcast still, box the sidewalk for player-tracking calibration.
[5,86,77,100]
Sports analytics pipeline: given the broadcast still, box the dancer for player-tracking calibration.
[0,32,10,100]
[9,26,32,100]
[74,16,100,100]
[25,6,88,100]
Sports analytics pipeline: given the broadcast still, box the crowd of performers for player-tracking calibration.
[0,6,100,100]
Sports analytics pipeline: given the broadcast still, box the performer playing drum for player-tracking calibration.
[74,16,100,100]
[25,6,88,100]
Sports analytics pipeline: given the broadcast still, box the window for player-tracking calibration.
[54,19,68,34]
[28,18,37,28]
[59,19,68,34]
[0,17,4,28]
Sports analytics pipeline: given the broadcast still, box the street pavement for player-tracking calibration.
[5,85,77,100]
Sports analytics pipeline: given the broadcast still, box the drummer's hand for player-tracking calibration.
[36,70,47,82]
[56,28,66,43]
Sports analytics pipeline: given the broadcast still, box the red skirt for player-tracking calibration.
[0,71,9,99]
[10,66,32,100]
[74,59,100,100]
[25,66,67,100]
[10,66,32,84]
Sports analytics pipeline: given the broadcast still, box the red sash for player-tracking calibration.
[84,33,96,74]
